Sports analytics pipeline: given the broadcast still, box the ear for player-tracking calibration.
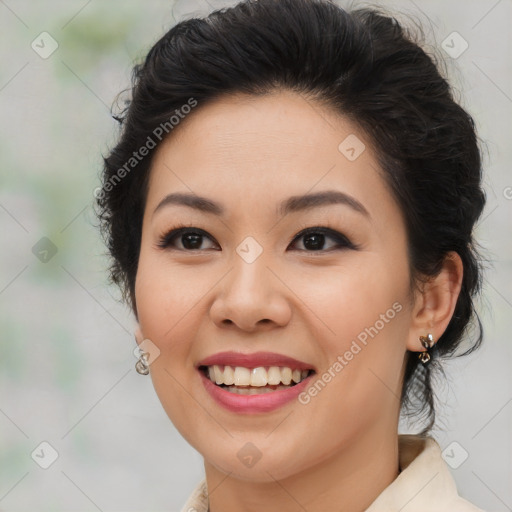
[406,251,464,352]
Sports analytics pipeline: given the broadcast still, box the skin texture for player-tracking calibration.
[134,90,463,512]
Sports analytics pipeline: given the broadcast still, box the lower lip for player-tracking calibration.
[199,369,314,413]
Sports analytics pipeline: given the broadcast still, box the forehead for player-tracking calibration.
[145,90,395,222]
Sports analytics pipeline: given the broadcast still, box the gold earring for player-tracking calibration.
[418,333,434,364]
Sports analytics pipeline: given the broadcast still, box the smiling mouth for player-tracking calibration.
[199,365,315,395]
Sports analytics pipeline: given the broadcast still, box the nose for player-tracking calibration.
[209,254,292,332]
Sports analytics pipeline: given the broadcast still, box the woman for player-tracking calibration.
[96,0,487,510]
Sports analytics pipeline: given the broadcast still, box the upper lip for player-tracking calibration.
[197,351,315,371]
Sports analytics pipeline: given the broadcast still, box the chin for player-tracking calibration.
[200,435,309,482]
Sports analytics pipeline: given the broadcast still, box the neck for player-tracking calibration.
[204,426,400,512]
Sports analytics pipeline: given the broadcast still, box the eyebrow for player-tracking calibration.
[152,190,370,219]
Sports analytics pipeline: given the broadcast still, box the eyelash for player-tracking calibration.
[156,222,358,253]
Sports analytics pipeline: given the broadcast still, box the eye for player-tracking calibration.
[157,225,357,252]
[288,226,357,252]
[157,226,219,251]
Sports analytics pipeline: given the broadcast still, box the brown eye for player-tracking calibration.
[158,228,219,251]
[157,225,356,252]
[289,227,356,252]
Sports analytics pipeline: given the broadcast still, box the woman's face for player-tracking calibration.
[135,90,417,481]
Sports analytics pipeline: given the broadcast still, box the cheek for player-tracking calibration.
[293,253,411,412]
[292,252,410,344]
[134,252,212,441]
[135,244,209,342]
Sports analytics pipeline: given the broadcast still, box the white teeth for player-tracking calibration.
[213,365,223,385]
[281,367,292,385]
[250,367,268,387]
[224,365,235,385]
[234,367,251,386]
[205,365,311,387]
[267,366,282,385]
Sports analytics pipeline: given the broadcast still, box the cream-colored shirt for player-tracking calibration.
[180,435,485,512]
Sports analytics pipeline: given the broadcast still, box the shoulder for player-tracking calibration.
[179,479,208,512]
[365,435,487,511]
[445,495,486,512]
